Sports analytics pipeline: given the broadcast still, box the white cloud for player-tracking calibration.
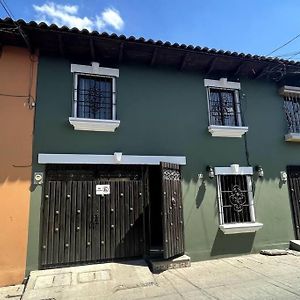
[33,2,124,32]
[101,8,124,31]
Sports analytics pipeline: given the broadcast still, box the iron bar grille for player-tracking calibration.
[208,88,242,126]
[76,75,114,120]
[283,95,300,133]
[218,175,251,224]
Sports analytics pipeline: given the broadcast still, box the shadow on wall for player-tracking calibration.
[211,231,255,257]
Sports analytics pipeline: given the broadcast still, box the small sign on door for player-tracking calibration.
[96,184,110,195]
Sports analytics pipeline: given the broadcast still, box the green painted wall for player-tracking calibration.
[26,56,300,273]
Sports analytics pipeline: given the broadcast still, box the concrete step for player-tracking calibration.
[290,240,300,251]
[148,254,191,273]
[22,260,156,300]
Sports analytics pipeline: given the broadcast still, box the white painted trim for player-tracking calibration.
[204,78,241,90]
[285,133,300,142]
[208,125,248,137]
[219,222,263,234]
[69,117,120,132]
[38,153,187,165]
[279,85,300,96]
[71,62,119,77]
[215,166,253,175]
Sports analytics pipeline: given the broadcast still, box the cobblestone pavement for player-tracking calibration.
[2,253,300,299]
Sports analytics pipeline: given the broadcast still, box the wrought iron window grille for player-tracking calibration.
[283,95,300,134]
[217,175,254,224]
[207,88,243,127]
[73,75,116,120]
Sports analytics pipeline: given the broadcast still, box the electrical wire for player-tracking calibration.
[266,33,300,57]
[0,0,31,51]
[0,0,36,108]
[1,0,14,18]
[288,50,300,60]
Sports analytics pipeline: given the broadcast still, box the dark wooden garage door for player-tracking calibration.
[40,166,146,268]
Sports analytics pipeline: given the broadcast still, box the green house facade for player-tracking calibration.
[4,19,300,274]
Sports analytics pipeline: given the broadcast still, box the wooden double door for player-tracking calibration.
[40,163,184,268]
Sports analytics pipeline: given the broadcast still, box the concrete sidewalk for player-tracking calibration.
[2,253,300,299]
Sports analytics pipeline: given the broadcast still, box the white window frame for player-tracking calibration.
[214,165,263,234]
[69,62,120,132]
[204,78,248,138]
[279,86,300,142]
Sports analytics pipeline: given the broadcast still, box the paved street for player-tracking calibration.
[116,253,300,300]
[2,253,300,299]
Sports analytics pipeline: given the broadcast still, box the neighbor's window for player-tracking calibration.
[75,75,114,120]
[217,174,254,224]
[283,94,300,134]
[208,88,242,127]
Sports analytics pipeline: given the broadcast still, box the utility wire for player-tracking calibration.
[288,50,300,60]
[266,32,300,57]
[1,0,14,18]
[275,50,300,58]
[0,0,31,51]
[0,0,36,107]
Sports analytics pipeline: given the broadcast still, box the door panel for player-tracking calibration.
[40,167,145,268]
[160,162,185,259]
[287,166,300,239]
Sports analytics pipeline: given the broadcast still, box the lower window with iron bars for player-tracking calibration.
[215,167,263,234]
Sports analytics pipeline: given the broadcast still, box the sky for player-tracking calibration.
[1,0,300,60]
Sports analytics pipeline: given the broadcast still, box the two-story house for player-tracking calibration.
[2,18,300,279]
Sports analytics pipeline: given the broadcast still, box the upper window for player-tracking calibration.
[279,86,300,142]
[208,88,241,127]
[69,62,120,132]
[214,165,263,234]
[204,78,248,138]
[76,75,113,120]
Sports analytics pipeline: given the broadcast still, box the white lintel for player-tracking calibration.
[279,85,300,96]
[38,153,187,165]
[204,78,241,90]
[71,62,119,77]
[215,166,253,175]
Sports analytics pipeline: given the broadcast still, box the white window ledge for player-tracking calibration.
[219,222,263,234]
[285,133,300,142]
[69,117,120,132]
[208,125,248,138]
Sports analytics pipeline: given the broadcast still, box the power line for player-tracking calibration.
[0,0,31,51]
[288,50,300,60]
[0,0,14,18]
[266,32,300,57]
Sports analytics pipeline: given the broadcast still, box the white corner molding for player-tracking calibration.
[285,133,300,142]
[219,222,263,234]
[38,153,187,165]
[208,125,248,137]
[71,62,119,77]
[69,117,120,132]
[279,85,300,96]
[204,78,241,90]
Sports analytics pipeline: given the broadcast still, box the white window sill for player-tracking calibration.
[69,117,120,132]
[219,222,263,234]
[208,125,248,138]
[285,133,300,142]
